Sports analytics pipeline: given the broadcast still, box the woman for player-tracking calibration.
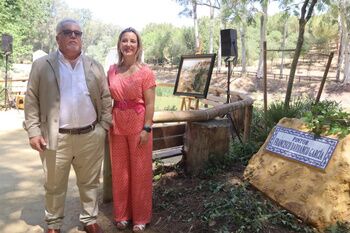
[107,27,156,232]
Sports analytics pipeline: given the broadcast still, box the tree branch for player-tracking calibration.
[306,0,318,21]
[300,0,309,19]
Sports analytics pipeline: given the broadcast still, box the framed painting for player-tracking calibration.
[173,54,216,99]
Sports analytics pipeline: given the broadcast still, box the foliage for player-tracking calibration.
[226,98,314,166]
[156,86,174,97]
[325,222,350,233]
[0,0,51,64]
[308,13,339,50]
[142,23,194,65]
[197,16,221,54]
[265,98,314,129]
[302,100,350,138]
[200,182,314,233]
[0,0,341,73]
[0,83,3,102]
[155,86,179,111]
[154,165,315,233]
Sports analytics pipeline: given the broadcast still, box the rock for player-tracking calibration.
[243,117,350,230]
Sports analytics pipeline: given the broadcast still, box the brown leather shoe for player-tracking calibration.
[84,223,104,233]
[47,229,60,233]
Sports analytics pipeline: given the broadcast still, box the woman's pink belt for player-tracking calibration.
[113,100,145,114]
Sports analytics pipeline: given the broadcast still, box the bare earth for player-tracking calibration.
[1,67,350,233]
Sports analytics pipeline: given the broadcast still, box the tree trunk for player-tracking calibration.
[256,2,268,79]
[336,1,348,83]
[344,41,350,83]
[240,25,247,73]
[193,1,200,53]
[218,24,222,71]
[209,5,214,53]
[279,19,288,79]
[335,14,343,82]
[284,0,318,109]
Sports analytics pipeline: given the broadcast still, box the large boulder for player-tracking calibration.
[244,118,350,230]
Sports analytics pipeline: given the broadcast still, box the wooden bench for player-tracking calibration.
[152,122,186,160]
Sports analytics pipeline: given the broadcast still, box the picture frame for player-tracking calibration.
[173,54,216,99]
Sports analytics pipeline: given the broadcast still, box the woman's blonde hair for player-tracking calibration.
[117,27,143,66]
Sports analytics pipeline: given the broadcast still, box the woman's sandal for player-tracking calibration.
[133,224,146,232]
[115,220,129,230]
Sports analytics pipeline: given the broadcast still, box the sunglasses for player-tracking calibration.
[59,30,83,37]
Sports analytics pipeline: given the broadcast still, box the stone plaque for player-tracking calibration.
[266,126,338,169]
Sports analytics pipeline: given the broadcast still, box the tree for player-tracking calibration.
[284,0,327,108]
[256,0,269,79]
[335,0,350,83]
[142,23,193,65]
[0,0,51,63]
[198,0,221,53]
[221,0,256,73]
[175,0,201,53]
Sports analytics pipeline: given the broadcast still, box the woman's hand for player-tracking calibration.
[139,130,149,145]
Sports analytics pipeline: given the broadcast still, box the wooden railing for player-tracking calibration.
[103,83,254,202]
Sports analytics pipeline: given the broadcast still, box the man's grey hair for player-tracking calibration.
[56,18,81,34]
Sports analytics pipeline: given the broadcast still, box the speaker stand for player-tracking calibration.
[0,53,12,110]
[224,56,243,144]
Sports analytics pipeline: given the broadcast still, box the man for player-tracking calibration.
[24,18,112,233]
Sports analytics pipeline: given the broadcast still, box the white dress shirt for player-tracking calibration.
[58,51,97,129]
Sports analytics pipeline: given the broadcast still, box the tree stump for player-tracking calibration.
[183,118,230,175]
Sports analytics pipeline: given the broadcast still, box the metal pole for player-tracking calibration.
[227,60,231,104]
[225,57,243,143]
[4,53,9,110]
[263,41,267,127]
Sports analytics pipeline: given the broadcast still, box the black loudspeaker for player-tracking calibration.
[220,29,237,57]
[2,34,13,54]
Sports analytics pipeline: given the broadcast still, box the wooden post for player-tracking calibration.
[243,105,253,142]
[183,119,230,175]
[315,52,334,104]
[180,97,199,110]
[180,97,187,110]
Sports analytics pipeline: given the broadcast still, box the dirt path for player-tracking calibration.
[0,109,157,233]
[0,110,112,233]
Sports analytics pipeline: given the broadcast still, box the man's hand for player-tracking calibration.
[29,136,47,152]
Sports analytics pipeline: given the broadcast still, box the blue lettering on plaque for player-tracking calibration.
[266,126,338,170]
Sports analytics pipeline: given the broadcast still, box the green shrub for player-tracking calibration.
[325,222,350,233]
[302,100,350,138]
[265,98,313,129]
[228,98,315,167]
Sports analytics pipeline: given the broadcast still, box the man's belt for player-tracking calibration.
[59,121,97,135]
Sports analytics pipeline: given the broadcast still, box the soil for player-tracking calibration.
[4,65,348,233]
[96,66,350,233]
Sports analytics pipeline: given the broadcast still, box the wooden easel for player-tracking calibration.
[180,96,199,110]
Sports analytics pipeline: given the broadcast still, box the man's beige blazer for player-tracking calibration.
[24,51,112,150]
